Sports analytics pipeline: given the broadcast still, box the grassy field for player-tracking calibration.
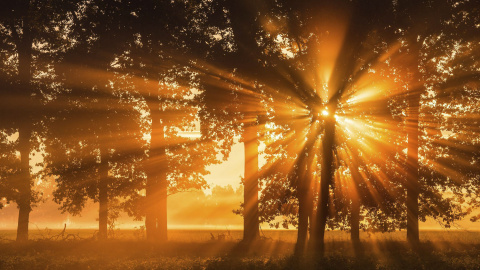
[3,228,480,242]
[1,229,480,269]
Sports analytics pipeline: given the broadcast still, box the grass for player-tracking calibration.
[1,230,480,269]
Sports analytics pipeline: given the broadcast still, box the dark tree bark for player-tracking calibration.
[294,123,317,256]
[243,121,259,243]
[314,114,336,255]
[157,141,168,242]
[401,35,422,245]
[145,156,157,241]
[406,92,420,245]
[145,108,156,240]
[16,124,32,242]
[222,0,263,244]
[349,151,362,244]
[98,150,109,240]
[295,160,309,255]
[350,195,360,242]
[15,3,33,242]
[350,193,362,256]
[145,104,168,242]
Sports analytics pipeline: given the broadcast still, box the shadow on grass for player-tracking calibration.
[1,239,480,269]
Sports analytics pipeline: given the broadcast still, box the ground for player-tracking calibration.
[1,230,480,269]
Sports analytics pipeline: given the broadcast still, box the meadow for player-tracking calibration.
[1,229,480,269]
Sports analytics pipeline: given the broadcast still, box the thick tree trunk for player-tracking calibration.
[145,166,157,241]
[97,148,110,240]
[157,147,168,242]
[225,0,261,244]
[16,125,31,242]
[294,123,317,256]
[145,109,158,241]
[296,174,315,256]
[350,195,360,242]
[350,194,362,256]
[314,116,336,255]
[98,153,109,240]
[15,8,33,242]
[406,185,419,244]
[145,106,168,242]
[349,153,361,244]
[348,148,363,256]
[295,164,309,255]
[145,145,157,240]
[243,121,259,243]
[406,93,420,245]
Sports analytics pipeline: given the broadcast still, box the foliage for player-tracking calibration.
[0,0,479,253]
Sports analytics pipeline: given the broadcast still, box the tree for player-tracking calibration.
[112,0,238,241]
[0,0,74,241]
[213,0,398,253]
[225,0,399,254]
[219,0,264,243]
[41,0,146,240]
[394,0,480,244]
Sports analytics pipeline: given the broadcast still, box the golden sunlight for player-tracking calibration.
[1,0,479,269]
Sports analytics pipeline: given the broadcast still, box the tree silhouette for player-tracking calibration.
[0,0,75,241]
[0,0,479,257]
[112,0,237,241]
[394,0,480,244]
[41,0,145,239]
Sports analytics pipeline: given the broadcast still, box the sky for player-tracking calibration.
[204,142,244,194]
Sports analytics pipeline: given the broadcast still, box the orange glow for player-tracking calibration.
[1,3,480,268]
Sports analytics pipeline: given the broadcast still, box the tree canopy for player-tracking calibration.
[0,0,479,258]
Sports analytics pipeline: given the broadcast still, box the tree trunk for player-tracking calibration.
[295,123,317,256]
[296,172,315,256]
[243,121,259,243]
[351,195,360,242]
[145,163,157,241]
[406,93,420,245]
[295,162,309,255]
[145,106,168,242]
[15,7,33,242]
[145,108,159,241]
[225,0,261,244]
[145,130,157,241]
[314,115,336,255]
[98,150,109,240]
[349,153,361,244]
[16,125,31,242]
[157,142,168,242]
[351,193,362,256]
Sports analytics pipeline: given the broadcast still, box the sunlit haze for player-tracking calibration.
[1,0,479,269]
